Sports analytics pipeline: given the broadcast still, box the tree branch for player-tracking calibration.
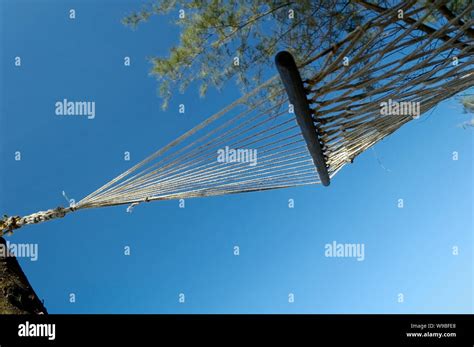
[434,2,474,40]
[352,0,472,51]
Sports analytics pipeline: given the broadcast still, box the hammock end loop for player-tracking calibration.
[0,215,22,237]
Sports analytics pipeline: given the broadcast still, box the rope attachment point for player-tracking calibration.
[0,206,75,237]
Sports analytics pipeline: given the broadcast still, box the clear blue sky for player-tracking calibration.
[0,0,472,313]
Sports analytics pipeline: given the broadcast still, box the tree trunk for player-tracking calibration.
[0,237,47,314]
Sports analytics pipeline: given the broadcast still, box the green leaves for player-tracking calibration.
[125,0,470,109]
[125,0,363,108]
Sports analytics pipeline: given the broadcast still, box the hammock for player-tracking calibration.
[1,0,473,236]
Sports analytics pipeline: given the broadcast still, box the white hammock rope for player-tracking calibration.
[1,0,473,236]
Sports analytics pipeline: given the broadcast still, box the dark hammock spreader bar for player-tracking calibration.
[275,51,330,186]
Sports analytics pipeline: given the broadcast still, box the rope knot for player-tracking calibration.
[0,215,22,236]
